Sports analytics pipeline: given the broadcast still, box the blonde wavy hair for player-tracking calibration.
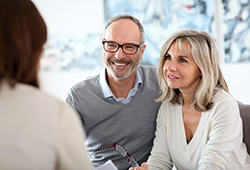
[156,30,228,111]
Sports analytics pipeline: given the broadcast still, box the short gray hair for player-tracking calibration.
[104,14,145,44]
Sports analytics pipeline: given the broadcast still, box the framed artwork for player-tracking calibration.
[222,0,250,63]
[40,33,103,71]
[40,0,250,72]
[104,0,216,66]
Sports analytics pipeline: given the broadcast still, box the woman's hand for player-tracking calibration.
[129,162,148,170]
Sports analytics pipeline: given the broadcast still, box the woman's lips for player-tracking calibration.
[168,74,179,80]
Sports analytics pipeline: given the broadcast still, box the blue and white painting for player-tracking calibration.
[104,0,215,66]
[40,33,103,71]
[223,0,250,63]
[40,0,249,72]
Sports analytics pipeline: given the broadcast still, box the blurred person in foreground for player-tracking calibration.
[0,0,92,169]
[65,14,162,170]
[129,30,250,170]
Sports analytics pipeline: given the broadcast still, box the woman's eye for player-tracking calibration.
[180,58,187,63]
[165,54,171,60]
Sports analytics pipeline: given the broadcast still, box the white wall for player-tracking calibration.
[33,0,104,100]
[32,0,104,36]
[221,63,250,104]
[34,0,250,104]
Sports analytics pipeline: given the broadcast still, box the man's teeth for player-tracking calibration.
[114,62,127,66]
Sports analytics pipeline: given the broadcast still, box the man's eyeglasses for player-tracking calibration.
[102,39,143,55]
[90,143,139,167]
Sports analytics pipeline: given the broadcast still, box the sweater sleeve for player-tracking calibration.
[65,87,80,113]
[147,103,173,170]
[198,94,242,169]
[55,102,93,170]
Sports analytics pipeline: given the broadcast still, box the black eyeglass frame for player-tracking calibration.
[102,39,144,55]
[90,143,139,167]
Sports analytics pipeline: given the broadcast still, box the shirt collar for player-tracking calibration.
[99,68,142,99]
[100,68,113,98]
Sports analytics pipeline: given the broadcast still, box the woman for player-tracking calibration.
[130,30,250,169]
[0,0,92,169]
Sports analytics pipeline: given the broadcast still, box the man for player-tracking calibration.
[65,14,161,170]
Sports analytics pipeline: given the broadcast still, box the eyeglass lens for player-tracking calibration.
[103,42,139,54]
[115,145,127,156]
[129,157,139,167]
[115,145,138,167]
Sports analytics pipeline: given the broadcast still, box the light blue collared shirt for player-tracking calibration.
[99,68,142,104]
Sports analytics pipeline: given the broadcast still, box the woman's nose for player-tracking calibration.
[166,60,177,72]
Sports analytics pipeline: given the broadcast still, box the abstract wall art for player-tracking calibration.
[222,0,250,63]
[104,0,216,66]
[40,0,250,72]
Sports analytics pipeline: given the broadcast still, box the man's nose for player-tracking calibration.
[114,46,126,60]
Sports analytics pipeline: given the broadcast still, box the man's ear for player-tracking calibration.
[140,44,146,60]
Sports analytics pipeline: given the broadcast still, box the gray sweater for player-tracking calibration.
[66,66,162,170]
